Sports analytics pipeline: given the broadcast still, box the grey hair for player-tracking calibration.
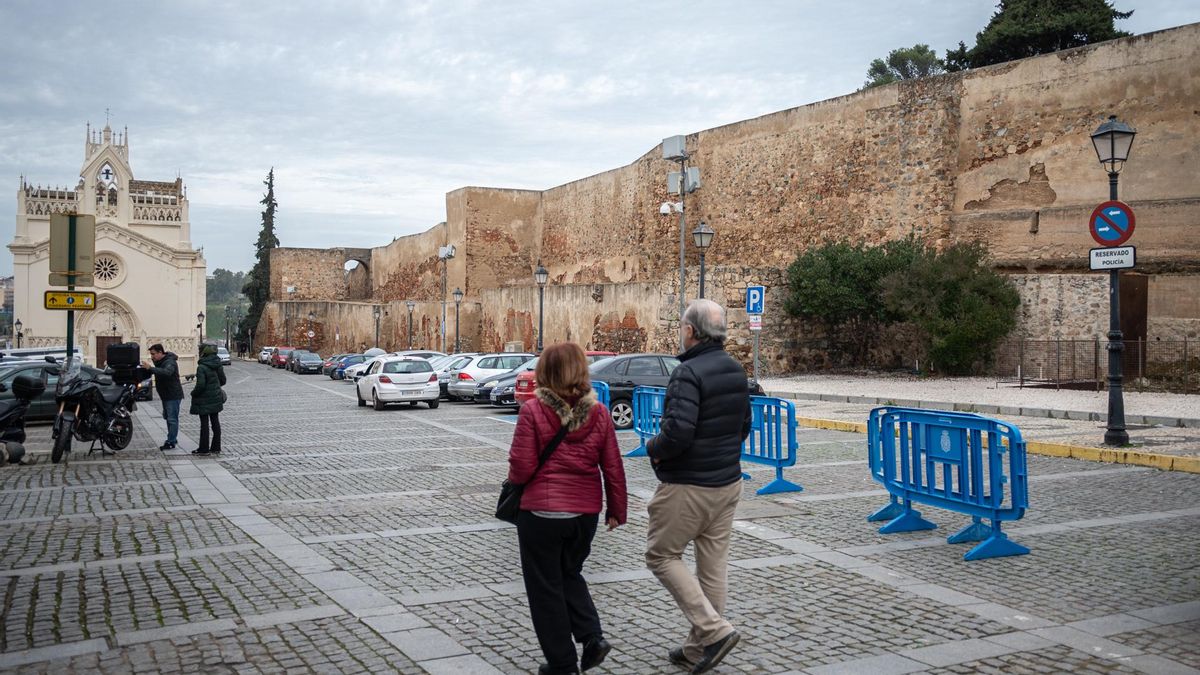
[683,299,728,343]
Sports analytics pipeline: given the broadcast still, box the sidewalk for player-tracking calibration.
[760,374,1200,469]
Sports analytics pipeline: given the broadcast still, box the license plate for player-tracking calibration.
[403,389,422,395]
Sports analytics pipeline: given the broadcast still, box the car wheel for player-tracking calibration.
[428,399,439,409]
[610,398,634,430]
[373,390,386,411]
[357,389,365,407]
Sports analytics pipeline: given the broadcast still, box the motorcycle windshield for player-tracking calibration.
[56,356,82,396]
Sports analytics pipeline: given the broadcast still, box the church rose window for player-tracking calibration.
[94,256,120,282]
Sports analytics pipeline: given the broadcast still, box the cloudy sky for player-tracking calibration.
[2,0,1195,276]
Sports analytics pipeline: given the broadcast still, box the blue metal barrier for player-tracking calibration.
[866,406,1030,561]
[591,380,610,409]
[629,386,803,495]
[626,386,665,457]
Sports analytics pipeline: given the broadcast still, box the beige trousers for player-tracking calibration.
[645,480,741,660]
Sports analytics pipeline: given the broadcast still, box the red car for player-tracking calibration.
[514,351,616,406]
[270,346,296,368]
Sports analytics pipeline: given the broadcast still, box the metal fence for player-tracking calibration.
[992,338,1197,394]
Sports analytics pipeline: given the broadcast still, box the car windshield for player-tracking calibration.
[383,360,433,374]
[278,349,293,356]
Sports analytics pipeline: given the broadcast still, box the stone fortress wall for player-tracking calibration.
[261,24,1200,373]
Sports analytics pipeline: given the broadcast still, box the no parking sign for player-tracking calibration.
[1089,200,1135,246]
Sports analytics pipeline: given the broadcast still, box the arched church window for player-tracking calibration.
[108,187,118,206]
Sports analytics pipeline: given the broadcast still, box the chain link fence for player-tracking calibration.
[992,338,1198,394]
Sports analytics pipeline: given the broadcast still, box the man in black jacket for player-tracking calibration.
[645,299,751,674]
[141,344,184,450]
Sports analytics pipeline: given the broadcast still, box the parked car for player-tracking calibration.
[514,351,617,407]
[285,350,307,372]
[321,354,351,377]
[293,351,324,374]
[258,346,275,363]
[332,354,368,380]
[472,363,532,404]
[217,347,232,366]
[356,356,440,410]
[434,353,478,398]
[0,360,112,421]
[447,353,534,401]
[270,347,295,368]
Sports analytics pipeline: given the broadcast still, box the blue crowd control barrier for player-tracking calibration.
[629,387,803,494]
[591,380,610,409]
[866,406,1030,561]
[627,386,665,457]
[741,396,803,494]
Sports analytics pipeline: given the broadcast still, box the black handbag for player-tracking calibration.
[496,425,570,524]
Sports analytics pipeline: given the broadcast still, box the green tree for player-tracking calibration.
[862,44,945,89]
[947,0,1132,70]
[239,168,279,343]
[784,237,922,363]
[881,243,1020,374]
[207,268,246,304]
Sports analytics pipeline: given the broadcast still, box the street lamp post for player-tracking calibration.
[452,288,463,353]
[692,220,715,299]
[14,319,22,348]
[534,260,548,353]
[406,300,416,350]
[196,312,205,348]
[224,306,232,350]
[373,306,381,349]
[1090,114,1137,447]
[307,311,315,351]
[438,245,456,353]
[662,135,700,350]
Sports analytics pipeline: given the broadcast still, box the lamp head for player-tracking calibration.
[692,220,715,249]
[534,260,549,287]
[452,287,464,303]
[406,300,415,312]
[1090,115,1136,175]
[308,312,315,321]
[659,202,672,215]
[14,319,21,332]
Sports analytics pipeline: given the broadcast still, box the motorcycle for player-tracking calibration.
[0,373,45,465]
[51,357,138,463]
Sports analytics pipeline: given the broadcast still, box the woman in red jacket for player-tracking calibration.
[508,342,628,674]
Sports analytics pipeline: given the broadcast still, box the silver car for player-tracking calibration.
[447,353,535,400]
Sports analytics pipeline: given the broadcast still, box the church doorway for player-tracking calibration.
[96,335,124,367]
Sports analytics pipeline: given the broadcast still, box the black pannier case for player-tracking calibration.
[106,342,141,369]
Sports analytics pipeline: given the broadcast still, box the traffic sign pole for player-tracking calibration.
[1103,177,1128,446]
[67,215,76,364]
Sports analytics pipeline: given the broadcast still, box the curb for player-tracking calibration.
[769,390,1200,429]
[796,416,1200,475]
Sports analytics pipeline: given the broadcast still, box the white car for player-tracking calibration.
[217,347,232,366]
[447,352,535,400]
[356,356,440,410]
[258,347,274,364]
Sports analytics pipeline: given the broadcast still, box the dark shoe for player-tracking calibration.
[191,448,212,455]
[580,637,611,672]
[209,448,221,455]
[691,631,739,674]
[538,665,579,675]
[669,647,696,668]
[159,442,176,450]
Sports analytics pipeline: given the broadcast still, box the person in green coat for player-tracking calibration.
[191,343,227,455]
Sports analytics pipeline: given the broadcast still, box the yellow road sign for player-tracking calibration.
[44,291,97,311]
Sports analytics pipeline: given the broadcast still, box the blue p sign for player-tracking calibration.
[746,285,765,314]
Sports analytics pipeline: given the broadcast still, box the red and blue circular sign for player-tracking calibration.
[1089,200,1136,247]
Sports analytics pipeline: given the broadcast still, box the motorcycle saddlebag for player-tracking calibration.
[106,342,141,369]
[10,374,45,401]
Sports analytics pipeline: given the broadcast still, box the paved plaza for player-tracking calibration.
[1,361,1198,674]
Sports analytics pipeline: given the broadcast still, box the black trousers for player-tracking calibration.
[517,511,602,672]
[199,413,221,452]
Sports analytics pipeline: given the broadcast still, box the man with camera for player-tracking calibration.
[141,344,183,450]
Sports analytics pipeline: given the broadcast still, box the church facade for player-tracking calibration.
[8,123,207,374]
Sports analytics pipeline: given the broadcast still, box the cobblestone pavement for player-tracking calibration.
[1,360,1196,673]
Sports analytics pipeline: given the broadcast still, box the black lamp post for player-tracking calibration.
[534,260,548,353]
[224,306,232,350]
[1090,115,1136,447]
[372,306,381,349]
[692,220,715,298]
[14,319,22,348]
[452,288,463,353]
[406,300,416,349]
[197,312,205,347]
[307,311,315,351]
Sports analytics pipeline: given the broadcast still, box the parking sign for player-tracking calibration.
[746,286,765,315]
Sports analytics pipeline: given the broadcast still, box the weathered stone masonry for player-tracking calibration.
[261,25,1200,372]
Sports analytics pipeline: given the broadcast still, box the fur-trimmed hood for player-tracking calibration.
[535,388,598,432]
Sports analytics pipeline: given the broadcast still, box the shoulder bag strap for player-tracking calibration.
[528,424,570,482]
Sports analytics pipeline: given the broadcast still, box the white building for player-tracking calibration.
[8,122,207,374]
